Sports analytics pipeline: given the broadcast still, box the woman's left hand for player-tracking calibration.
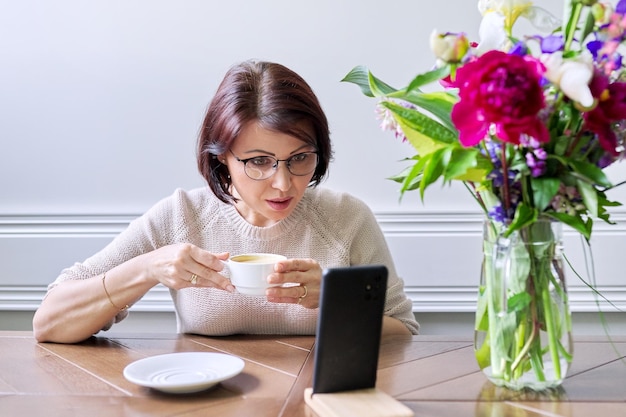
[265,258,321,308]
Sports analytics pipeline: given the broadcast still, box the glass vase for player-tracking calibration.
[474,218,573,391]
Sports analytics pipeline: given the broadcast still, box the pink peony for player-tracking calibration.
[450,50,549,147]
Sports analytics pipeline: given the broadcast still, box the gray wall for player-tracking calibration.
[1,0,625,335]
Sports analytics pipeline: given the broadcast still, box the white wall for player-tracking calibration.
[1,0,625,334]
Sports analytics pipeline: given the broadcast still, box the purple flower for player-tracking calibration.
[540,35,564,53]
[488,204,508,223]
[520,134,548,177]
[483,138,502,168]
[526,152,547,177]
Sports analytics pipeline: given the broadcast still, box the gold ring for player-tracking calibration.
[190,274,198,285]
[298,285,308,304]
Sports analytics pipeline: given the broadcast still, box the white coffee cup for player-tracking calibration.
[226,253,287,296]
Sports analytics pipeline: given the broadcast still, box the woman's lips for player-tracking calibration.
[266,197,292,211]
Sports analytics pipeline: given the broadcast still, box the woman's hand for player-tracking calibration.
[265,258,321,308]
[144,244,234,292]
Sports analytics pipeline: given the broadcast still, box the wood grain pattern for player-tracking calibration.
[1,332,625,416]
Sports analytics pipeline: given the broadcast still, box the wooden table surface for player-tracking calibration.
[1,331,625,417]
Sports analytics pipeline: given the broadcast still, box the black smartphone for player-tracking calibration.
[312,264,388,394]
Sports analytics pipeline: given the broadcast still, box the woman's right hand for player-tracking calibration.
[143,244,234,292]
[32,243,234,343]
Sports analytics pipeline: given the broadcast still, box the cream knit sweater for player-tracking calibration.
[50,187,419,335]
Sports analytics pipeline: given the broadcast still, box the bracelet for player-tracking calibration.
[102,273,129,312]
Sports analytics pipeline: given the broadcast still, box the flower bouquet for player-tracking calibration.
[343,0,626,390]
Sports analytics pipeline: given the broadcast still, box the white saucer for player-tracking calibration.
[123,352,245,394]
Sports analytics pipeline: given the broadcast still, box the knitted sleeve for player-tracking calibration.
[45,189,198,328]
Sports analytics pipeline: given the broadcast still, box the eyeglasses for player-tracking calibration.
[229,150,319,180]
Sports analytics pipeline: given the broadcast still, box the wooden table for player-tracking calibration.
[1,331,625,417]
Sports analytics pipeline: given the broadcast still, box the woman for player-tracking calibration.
[32,60,419,343]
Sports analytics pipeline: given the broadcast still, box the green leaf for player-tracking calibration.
[508,292,532,313]
[569,160,613,187]
[368,71,400,97]
[577,178,598,217]
[506,203,538,237]
[546,212,592,240]
[381,100,457,155]
[530,177,561,211]
[399,91,458,132]
[400,157,428,197]
[341,66,397,97]
[420,150,445,199]
[406,66,450,92]
[454,155,492,183]
[343,66,459,133]
[580,8,596,46]
[444,148,480,181]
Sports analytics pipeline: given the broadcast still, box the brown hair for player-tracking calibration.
[197,60,332,204]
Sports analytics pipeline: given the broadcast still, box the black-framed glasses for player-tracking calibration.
[229,150,319,180]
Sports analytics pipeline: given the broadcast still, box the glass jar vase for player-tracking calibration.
[474,218,573,390]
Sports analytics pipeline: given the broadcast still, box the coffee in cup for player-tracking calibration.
[226,253,287,296]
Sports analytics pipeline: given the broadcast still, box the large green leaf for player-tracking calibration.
[569,160,612,187]
[576,178,598,217]
[454,154,492,183]
[381,100,457,156]
[397,119,447,156]
[341,66,397,97]
[398,91,458,132]
[444,148,481,181]
[546,212,592,240]
[343,66,458,133]
[530,177,561,211]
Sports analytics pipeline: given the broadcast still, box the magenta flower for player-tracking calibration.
[450,50,550,147]
[583,71,626,155]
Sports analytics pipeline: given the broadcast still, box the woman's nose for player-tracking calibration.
[271,162,292,191]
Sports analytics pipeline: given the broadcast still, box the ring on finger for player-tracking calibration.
[298,285,308,304]
[190,273,198,285]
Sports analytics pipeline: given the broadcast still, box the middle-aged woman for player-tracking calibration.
[33,60,420,343]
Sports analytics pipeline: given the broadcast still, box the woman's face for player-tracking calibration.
[222,120,317,227]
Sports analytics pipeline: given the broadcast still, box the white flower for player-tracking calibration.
[478,11,508,51]
[541,51,595,108]
[429,30,470,63]
[478,0,560,51]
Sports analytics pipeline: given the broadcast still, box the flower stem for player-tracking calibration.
[500,144,511,215]
[511,318,534,375]
[542,277,562,379]
[564,2,583,53]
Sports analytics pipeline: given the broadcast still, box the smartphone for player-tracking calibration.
[312,264,388,394]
